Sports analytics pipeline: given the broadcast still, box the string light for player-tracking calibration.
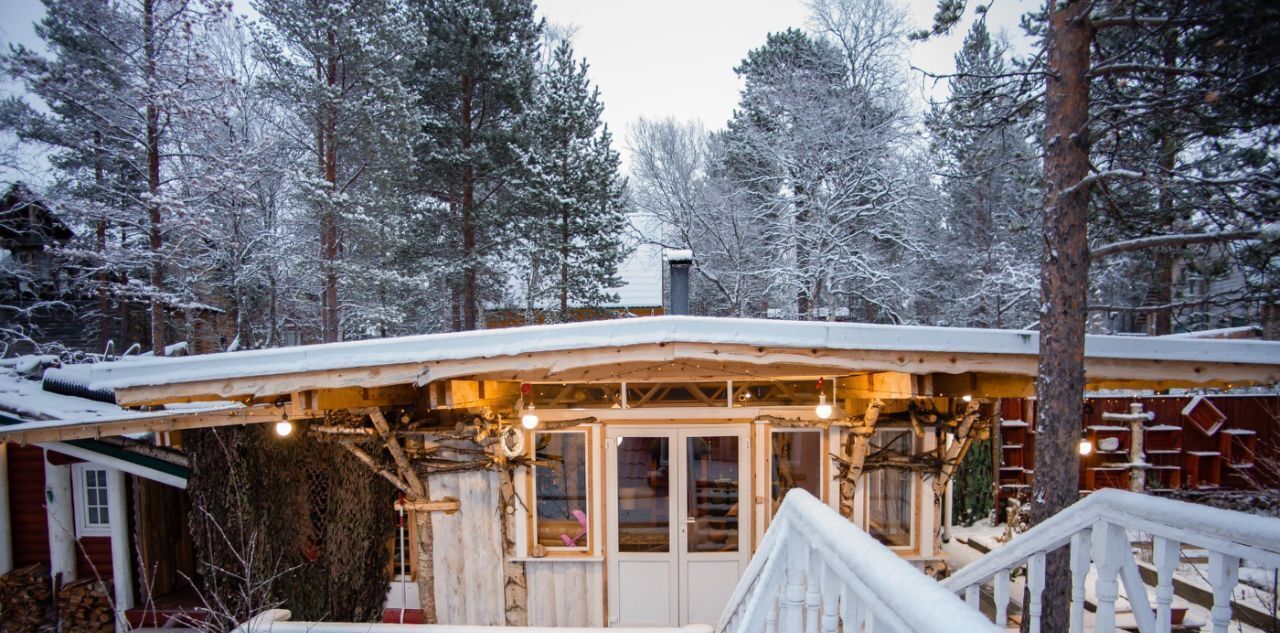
[275,411,294,437]
[815,377,833,419]
[1078,439,1093,456]
[520,383,539,429]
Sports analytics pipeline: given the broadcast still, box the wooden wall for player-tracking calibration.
[526,560,604,626]
[3,444,114,581]
[428,470,506,625]
[6,443,51,569]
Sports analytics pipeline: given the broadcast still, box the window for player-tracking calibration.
[866,431,914,548]
[74,464,111,537]
[769,429,822,516]
[533,431,590,551]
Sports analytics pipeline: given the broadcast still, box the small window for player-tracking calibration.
[74,465,111,537]
[769,429,822,516]
[866,431,914,548]
[533,432,590,551]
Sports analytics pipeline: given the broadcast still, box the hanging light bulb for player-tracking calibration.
[962,394,973,403]
[520,383,539,429]
[275,416,294,437]
[1078,438,1093,456]
[814,377,833,419]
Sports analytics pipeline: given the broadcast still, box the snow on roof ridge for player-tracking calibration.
[41,315,1280,392]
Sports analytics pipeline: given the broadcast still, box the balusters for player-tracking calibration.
[805,553,821,633]
[1120,550,1156,633]
[965,584,979,610]
[1027,552,1046,633]
[1206,552,1240,633]
[1069,528,1093,633]
[838,585,861,633]
[782,539,807,633]
[1152,537,1179,633]
[1091,522,1128,633]
[993,570,1011,627]
[820,562,839,633]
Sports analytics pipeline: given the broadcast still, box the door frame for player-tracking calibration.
[605,424,752,627]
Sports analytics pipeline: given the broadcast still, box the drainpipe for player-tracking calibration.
[666,249,693,316]
[0,444,11,573]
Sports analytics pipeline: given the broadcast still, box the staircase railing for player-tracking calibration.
[718,489,1000,633]
[940,488,1280,633]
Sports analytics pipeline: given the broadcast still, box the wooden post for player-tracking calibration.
[0,443,12,574]
[44,451,76,585]
[107,467,134,630]
[498,468,528,625]
[367,408,436,623]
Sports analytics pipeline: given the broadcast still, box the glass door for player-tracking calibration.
[677,428,749,625]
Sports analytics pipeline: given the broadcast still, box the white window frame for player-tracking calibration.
[529,428,593,554]
[72,463,112,537]
[862,429,918,551]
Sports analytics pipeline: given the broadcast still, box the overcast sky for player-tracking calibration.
[1,0,1035,177]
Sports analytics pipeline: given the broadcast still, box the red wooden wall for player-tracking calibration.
[4,443,114,580]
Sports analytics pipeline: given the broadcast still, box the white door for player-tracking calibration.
[607,426,751,627]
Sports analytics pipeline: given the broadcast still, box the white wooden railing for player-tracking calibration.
[940,488,1280,633]
[717,489,1000,633]
[232,609,715,632]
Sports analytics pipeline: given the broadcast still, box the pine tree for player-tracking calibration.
[407,0,542,331]
[924,22,1041,328]
[514,40,627,320]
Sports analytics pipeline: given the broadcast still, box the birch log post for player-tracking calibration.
[838,399,882,519]
[498,467,528,625]
[367,408,437,623]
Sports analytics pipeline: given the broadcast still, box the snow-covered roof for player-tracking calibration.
[612,213,664,308]
[40,316,1280,400]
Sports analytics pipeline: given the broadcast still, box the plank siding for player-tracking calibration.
[430,470,505,625]
[7,443,51,569]
[526,560,604,627]
[4,444,115,580]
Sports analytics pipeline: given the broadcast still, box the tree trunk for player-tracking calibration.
[460,72,478,331]
[320,29,341,343]
[144,0,164,354]
[1032,3,1091,633]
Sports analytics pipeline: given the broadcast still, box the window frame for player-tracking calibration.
[862,429,918,551]
[765,427,825,520]
[528,428,594,555]
[72,463,112,537]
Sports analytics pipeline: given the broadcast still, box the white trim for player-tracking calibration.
[41,441,187,489]
[107,467,134,623]
[72,463,112,537]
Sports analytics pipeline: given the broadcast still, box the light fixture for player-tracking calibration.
[275,419,294,437]
[814,377,833,419]
[962,394,973,403]
[1078,439,1093,456]
[520,383,539,429]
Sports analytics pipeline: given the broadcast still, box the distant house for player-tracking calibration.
[486,213,666,327]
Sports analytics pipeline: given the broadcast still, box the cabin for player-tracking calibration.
[2,316,1279,632]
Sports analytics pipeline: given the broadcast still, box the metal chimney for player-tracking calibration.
[665,249,693,316]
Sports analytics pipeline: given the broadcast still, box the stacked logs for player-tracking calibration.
[0,563,51,632]
[57,578,114,633]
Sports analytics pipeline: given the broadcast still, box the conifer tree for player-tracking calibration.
[515,41,627,320]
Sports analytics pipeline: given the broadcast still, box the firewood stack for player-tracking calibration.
[57,578,114,633]
[0,563,51,632]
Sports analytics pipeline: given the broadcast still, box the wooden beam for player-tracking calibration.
[0,407,285,444]
[336,440,411,495]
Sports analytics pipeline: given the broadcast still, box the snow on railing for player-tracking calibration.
[232,609,715,633]
[940,488,1280,633]
[718,489,1000,633]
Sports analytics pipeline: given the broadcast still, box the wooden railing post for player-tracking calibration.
[805,554,821,633]
[1069,528,1093,633]
[1091,522,1127,633]
[1027,551,1046,633]
[1207,552,1240,633]
[819,561,838,633]
[1152,537,1179,632]
[782,539,806,633]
